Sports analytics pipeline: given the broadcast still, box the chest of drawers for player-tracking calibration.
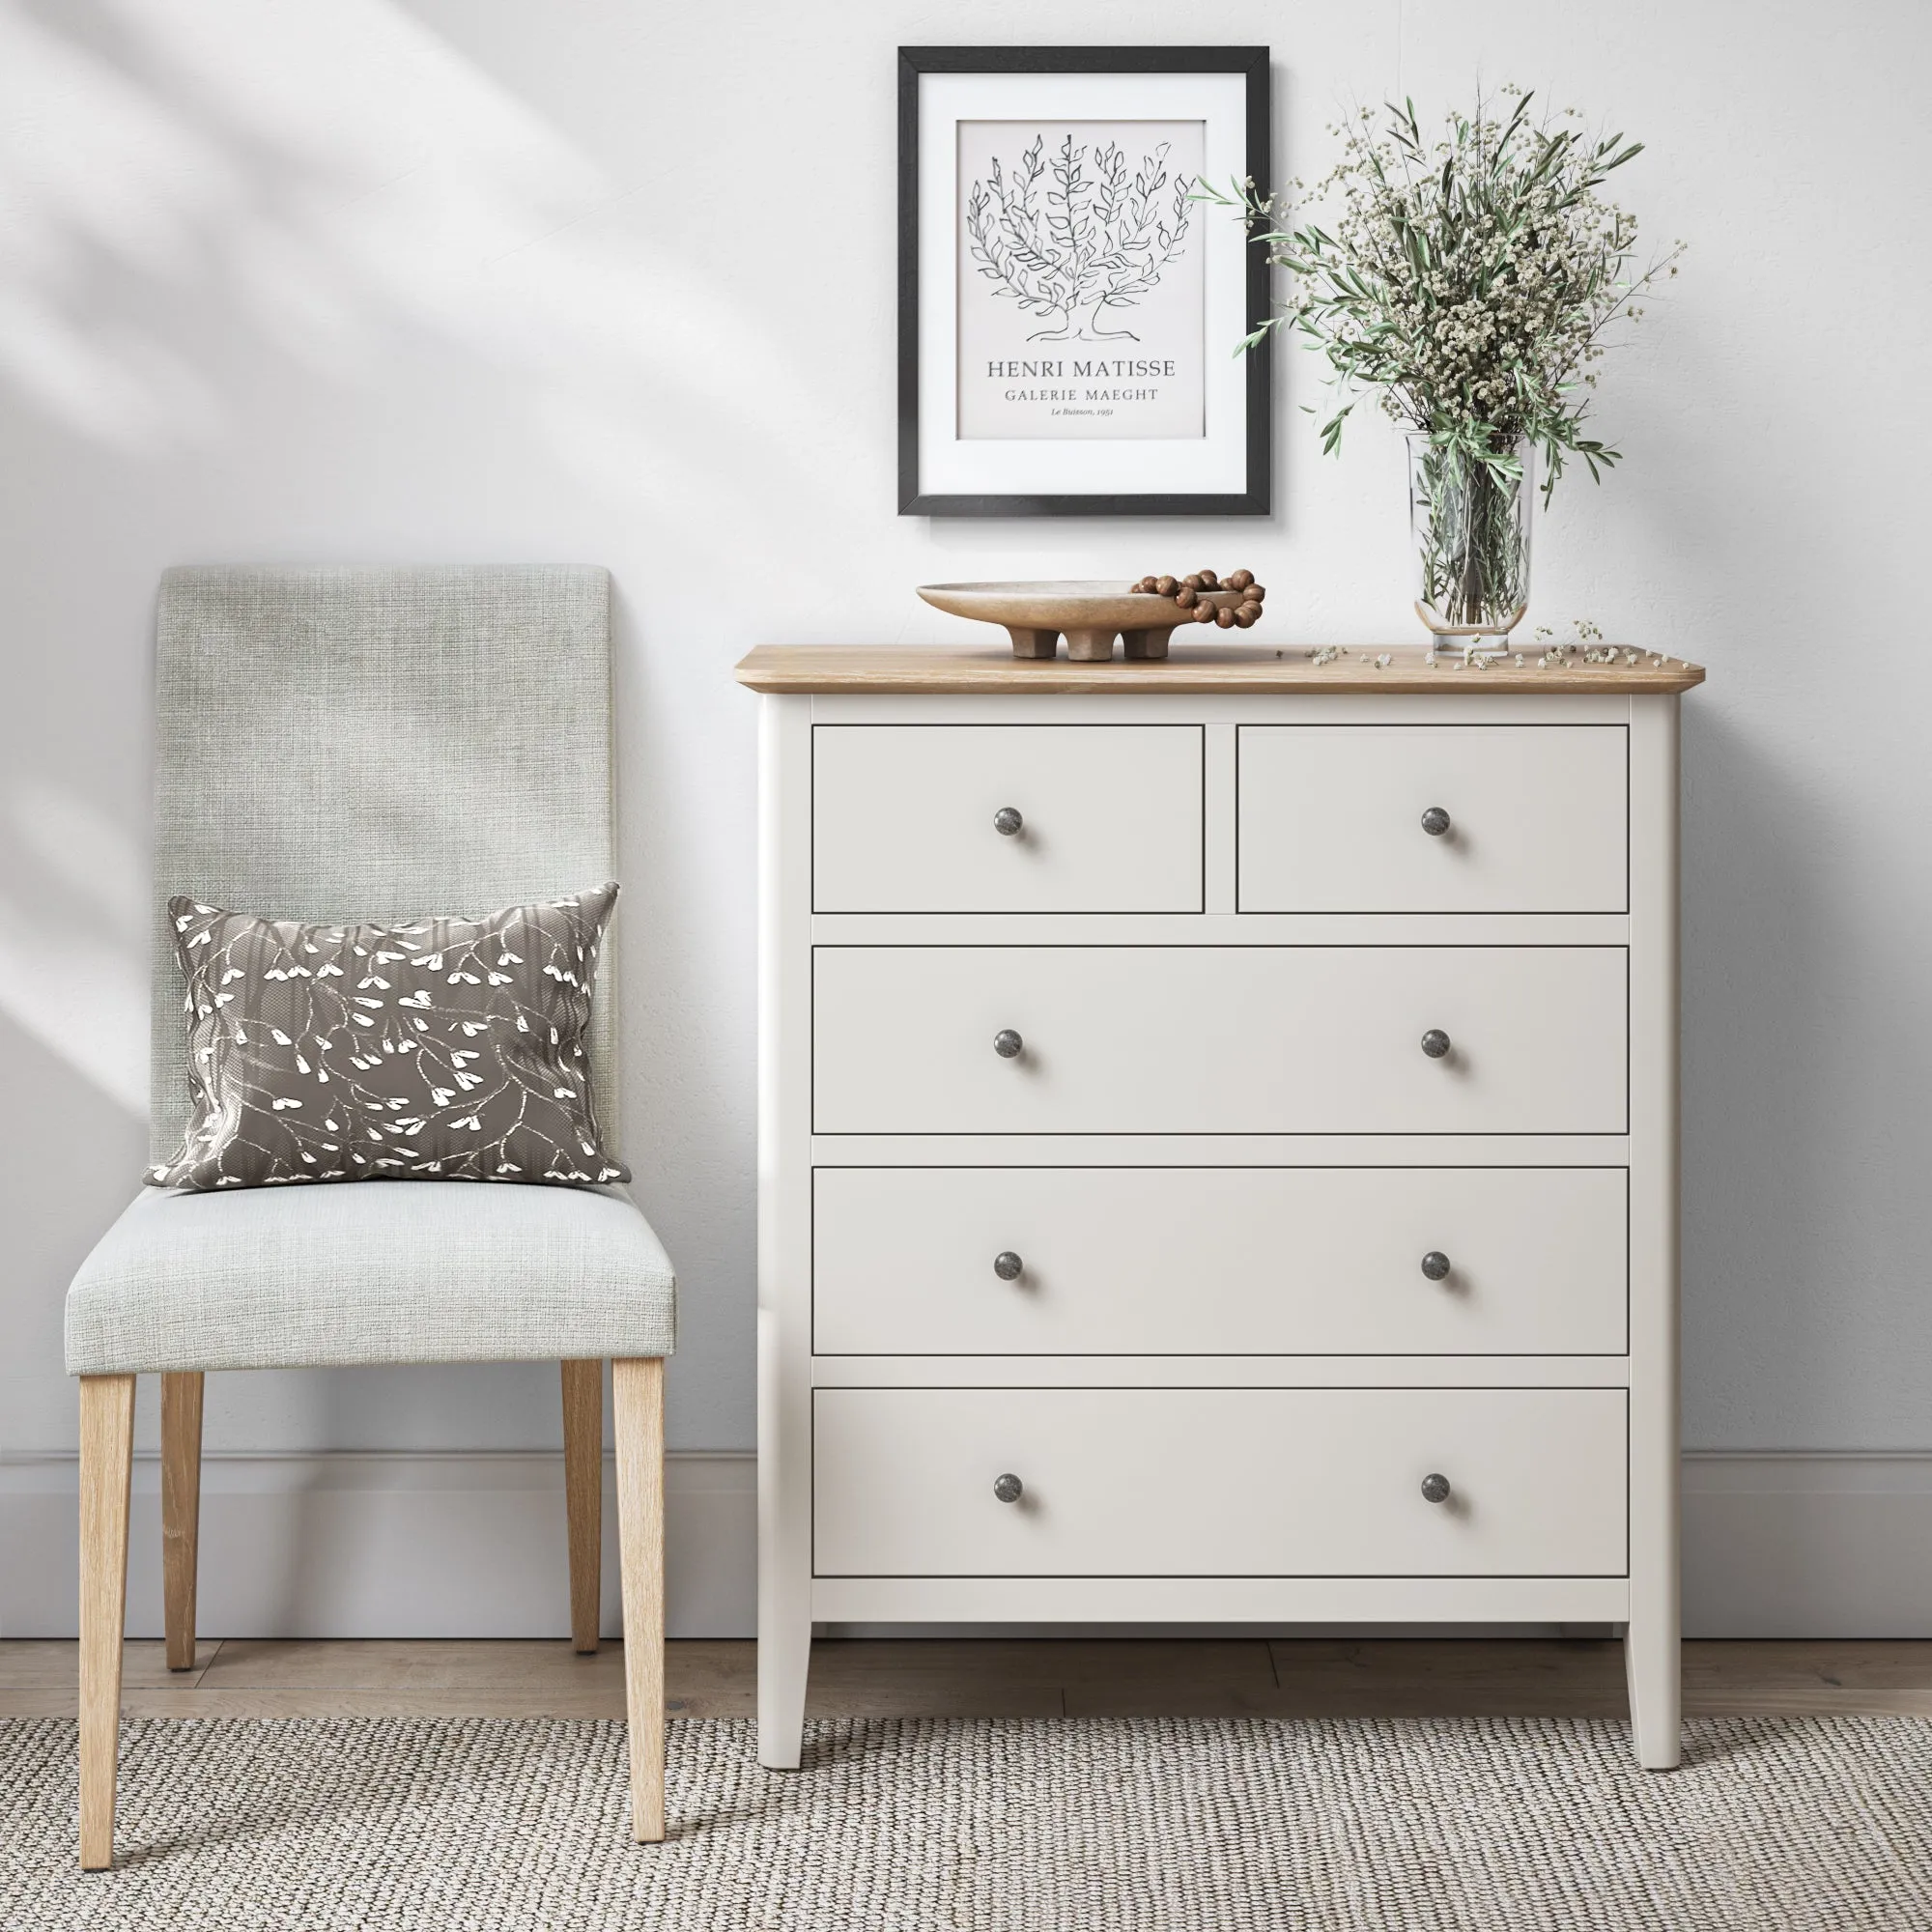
[738,643,1702,1773]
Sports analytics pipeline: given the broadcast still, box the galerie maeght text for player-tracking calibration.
[990,357,1177,409]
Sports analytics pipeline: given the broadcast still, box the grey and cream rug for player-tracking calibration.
[5,1715,1930,1930]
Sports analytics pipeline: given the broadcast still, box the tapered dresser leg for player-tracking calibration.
[757,1309,810,1769]
[1626,1608,1682,1770]
[79,1374,136,1869]
[560,1359,603,1654]
[612,1357,666,1842]
[757,1596,811,1771]
[160,1371,204,1671]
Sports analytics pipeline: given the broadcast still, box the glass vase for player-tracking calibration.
[1406,433,1534,657]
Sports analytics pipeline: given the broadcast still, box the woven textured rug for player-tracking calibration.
[5,1715,1930,1931]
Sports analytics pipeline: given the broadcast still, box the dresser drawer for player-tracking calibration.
[812,1167,1627,1356]
[811,724,1203,913]
[813,1387,1628,1577]
[811,946,1627,1134]
[1237,724,1628,912]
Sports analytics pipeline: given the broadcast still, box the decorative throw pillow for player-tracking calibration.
[149,885,629,1191]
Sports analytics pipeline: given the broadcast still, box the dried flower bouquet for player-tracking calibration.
[1204,90,1681,639]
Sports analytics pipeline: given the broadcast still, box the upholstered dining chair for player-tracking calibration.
[62,566,676,1868]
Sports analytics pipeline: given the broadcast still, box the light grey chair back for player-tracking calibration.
[150,566,616,1165]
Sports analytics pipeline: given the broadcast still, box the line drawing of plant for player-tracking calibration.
[966,133,1193,342]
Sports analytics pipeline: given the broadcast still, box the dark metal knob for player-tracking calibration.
[994,1029,1023,1059]
[1420,1251,1451,1282]
[993,807,1024,838]
[993,1251,1023,1281]
[1421,1473,1451,1504]
[993,1473,1024,1504]
[1420,1029,1451,1059]
[1421,806,1452,837]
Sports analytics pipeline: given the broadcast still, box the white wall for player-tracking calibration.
[2,0,1928,1633]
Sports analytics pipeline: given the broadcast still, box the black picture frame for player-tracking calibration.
[898,44,1271,519]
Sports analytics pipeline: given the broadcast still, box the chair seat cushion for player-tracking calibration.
[65,1181,675,1375]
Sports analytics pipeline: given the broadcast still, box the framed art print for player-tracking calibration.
[898,45,1271,517]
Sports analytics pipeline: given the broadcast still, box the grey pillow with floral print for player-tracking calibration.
[149,885,629,1191]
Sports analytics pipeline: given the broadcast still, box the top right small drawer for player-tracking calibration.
[1237,724,1628,913]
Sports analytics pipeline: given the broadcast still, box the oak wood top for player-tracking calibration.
[735,643,1706,695]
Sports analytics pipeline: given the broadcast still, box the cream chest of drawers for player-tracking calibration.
[738,643,1703,1772]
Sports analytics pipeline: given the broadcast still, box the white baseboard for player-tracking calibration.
[1681,1451,1932,1637]
[5,1449,1929,1640]
[0,1450,757,1641]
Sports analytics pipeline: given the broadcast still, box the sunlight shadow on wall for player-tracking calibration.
[0,777,147,1114]
[0,3,232,446]
[7,776,144,934]
[0,0,861,526]
[0,914,145,1115]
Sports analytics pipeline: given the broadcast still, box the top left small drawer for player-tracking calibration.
[811,724,1204,913]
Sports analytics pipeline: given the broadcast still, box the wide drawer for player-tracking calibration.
[813,1387,1629,1576]
[1237,724,1628,912]
[810,947,1628,1134]
[810,724,1203,913]
[812,1167,1628,1355]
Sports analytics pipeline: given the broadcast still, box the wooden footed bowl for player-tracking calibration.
[917,580,1250,662]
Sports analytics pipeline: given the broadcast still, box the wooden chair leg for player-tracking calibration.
[612,1357,666,1843]
[161,1371,204,1672]
[79,1374,135,1870]
[560,1359,603,1654]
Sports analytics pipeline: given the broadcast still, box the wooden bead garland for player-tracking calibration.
[1131,569,1267,630]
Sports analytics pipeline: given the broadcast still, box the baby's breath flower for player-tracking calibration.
[1201,89,1684,499]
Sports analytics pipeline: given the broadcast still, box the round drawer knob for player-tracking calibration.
[1420,1472,1452,1504]
[993,806,1024,838]
[1420,1251,1452,1282]
[1421,806,1452,838]
[1420,1029,1452,1060]
[993,1251,1024,1281]
[994,1029,1024,1060]
[993,1473,1024,1504]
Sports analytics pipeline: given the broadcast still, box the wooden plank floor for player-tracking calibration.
[4,1638,1931,1722]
